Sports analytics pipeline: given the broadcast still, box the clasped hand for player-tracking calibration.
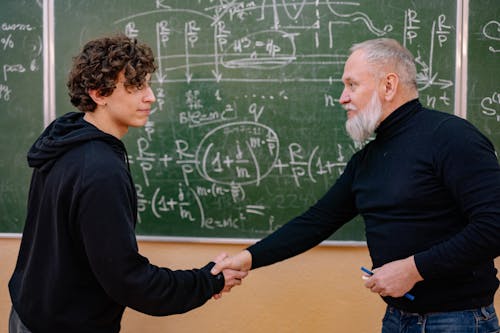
[211,250,252,299]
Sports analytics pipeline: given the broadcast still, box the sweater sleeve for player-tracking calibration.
[76,151,224,316]
[414,117,500,279]
[247,153,360,269]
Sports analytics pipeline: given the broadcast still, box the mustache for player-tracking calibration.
[343,104,356,111]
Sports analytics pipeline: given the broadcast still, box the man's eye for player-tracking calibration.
[135,82,150,91]
[125,85,140,93]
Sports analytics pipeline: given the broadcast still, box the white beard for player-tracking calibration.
[345,91,383,145]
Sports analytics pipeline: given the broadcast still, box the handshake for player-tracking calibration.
[210,250,253,299]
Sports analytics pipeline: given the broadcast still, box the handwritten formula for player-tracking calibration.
[91,0,459,239]
[23,0,472,239]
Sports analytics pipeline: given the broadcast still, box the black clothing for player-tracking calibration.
[248,99,500,313]
[9,112,224,333]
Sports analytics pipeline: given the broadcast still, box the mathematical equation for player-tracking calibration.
[106,1,458,235]
[130,103,350,229]
[116,2,455,98]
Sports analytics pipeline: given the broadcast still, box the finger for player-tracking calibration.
[369,282,380,293]
[378,288,389,297]
[224,277,242,288]
[235,269,249,279]
[370,283,388,295]
[222,285,234,293]
[364,278,374,289]
[213,252,228,263]
[224,269,248,284]
[211,258,228,275]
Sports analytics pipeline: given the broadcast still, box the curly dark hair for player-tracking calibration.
[67,34,157,112]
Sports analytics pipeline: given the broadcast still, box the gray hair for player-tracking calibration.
[350,38,417,91]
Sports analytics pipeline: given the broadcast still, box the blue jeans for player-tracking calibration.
[382,304,499,333]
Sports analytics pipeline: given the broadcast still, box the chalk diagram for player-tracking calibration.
[112,1,456,234]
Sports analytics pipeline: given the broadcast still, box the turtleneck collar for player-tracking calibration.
[375,98,421,140]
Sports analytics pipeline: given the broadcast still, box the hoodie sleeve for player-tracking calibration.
[75,142,224,316]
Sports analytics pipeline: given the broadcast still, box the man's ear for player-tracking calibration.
[382,73,399,102]
[88,89,107,107]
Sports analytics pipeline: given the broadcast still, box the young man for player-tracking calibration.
[212,38,500,332]
[9,34,246,333]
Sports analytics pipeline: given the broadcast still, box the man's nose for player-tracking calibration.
[339,89,350,104]
[144,86,156,103]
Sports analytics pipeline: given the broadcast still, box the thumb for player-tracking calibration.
[211,252,227,275]
[211,256,231,275]
[211,261,223,275]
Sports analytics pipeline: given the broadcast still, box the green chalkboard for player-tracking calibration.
[0,0,43,232]
[52,0,458,241]
[467,0,500,152]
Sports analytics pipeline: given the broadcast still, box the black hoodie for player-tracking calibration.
[9,112,224,333]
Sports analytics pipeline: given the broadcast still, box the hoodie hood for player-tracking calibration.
[28,112,125,172]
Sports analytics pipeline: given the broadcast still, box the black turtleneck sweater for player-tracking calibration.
[247,99,500,313]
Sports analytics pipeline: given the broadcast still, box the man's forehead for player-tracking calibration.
[345,50,366,67]
[342,51,369,79]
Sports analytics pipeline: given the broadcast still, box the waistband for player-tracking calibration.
[386,303,497,318]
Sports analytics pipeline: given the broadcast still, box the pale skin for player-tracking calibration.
[212,250,252,299]
[86,70,248,291]
[211,49,424,299]
[85,71,156,139]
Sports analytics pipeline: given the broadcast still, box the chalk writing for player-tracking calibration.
[32,0,457,239]
[483,20,500,53]
[0,2,44,232]
[1,33,14,50]
[481,92,500,123]
[1,23,34,31]
[0,83,11,101]
[103,1,460,236]
[0,20,41,102]
[466,1,500,146]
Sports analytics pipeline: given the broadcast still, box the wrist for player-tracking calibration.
[203,262,224,294]
[240,250,252,271]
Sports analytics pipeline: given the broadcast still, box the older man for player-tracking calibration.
[212,38,500,332]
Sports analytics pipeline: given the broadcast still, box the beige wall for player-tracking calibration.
[1,238,499,333]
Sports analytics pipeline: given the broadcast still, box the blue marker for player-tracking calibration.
[361,266,415,301]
